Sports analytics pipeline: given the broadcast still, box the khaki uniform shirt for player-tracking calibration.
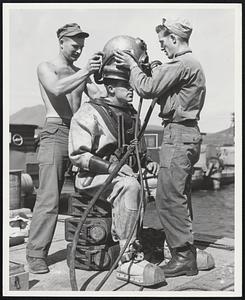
[130,49,206,123]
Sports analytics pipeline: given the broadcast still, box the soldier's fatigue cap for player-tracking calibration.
[162,17,192,39]
[57,23,89,40]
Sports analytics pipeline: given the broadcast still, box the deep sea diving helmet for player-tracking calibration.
[94,35,150,84]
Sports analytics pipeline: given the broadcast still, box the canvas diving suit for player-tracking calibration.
[68,98,152,249]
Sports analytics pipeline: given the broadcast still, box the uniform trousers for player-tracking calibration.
[155,122,201,248]
[26,121,69,258]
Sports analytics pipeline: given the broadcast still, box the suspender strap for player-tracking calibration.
[89,100,118,139]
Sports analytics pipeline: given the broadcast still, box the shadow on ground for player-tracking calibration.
[29,279,39,289]
[47,249,67,266]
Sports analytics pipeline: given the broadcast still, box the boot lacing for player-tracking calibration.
[119,240,144,265]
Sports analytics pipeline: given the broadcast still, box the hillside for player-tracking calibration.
[202,127,234,146]
[10,105,234,146]
[146,125,234,146]
[10,104,46,127]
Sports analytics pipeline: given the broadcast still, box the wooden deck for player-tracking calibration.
[7,213,236,296]
[6,181,239,296]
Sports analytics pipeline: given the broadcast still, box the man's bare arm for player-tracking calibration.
[37,52,103,97]
[37,63,90,96]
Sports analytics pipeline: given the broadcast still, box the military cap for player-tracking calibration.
[162,17,193,39]
[56,23,89,40]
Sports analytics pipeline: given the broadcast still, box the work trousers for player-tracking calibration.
[26,122,69,258]
[155,123,201,248]
[75,173,142,249]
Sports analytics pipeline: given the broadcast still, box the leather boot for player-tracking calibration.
[161,243,198,278]
[26,256,49,274]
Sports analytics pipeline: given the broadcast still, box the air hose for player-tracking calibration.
[95,97,144,291]
[69,95,159,290]
[69,143,135,290]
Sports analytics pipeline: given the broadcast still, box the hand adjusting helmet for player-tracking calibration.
[94,35,151,84]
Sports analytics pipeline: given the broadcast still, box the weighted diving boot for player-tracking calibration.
[160,243,198,278]
[116,240,166,286]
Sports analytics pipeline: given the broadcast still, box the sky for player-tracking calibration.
[4,3,242,133]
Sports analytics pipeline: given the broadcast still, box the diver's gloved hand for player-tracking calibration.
[146,161,160,177]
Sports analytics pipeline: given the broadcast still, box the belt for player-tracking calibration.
[46,117,71,127]
[162,120,198,127]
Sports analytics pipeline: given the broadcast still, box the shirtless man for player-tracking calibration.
[26,23,103,274]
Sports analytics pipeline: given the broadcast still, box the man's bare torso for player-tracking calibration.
[39,58,87,120]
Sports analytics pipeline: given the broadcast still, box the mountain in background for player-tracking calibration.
[10,104,46,128]
[10,105,234,146]
[202,127,234,146]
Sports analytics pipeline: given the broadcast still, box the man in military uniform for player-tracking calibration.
[68,36,165,286]
[114,18,206,278]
